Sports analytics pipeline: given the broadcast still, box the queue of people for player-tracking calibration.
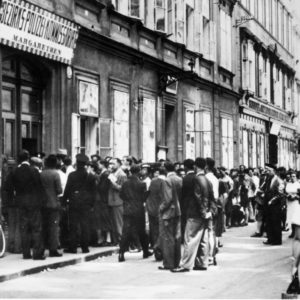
[1,150,300,285]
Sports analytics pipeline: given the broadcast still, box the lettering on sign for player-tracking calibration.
[248,99,290,123]
[0,0,80,64]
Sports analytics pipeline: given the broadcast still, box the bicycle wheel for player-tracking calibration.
[0,226,6,258]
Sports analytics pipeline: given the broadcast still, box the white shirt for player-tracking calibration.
[206,172,219,200]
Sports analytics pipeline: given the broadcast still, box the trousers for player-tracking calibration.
[43,208,60,252]
[110,205,123,243]
[20,207,44,258]
[119,215,148,253]
[160,216,181,269]
[266,203,282,244]
[181,218,208,270]
[7,207,22,253]
[68,209,90,251]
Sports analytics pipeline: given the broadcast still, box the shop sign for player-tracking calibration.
[248,99,290,123]
[79,80,99,117]
[0,0,80,64]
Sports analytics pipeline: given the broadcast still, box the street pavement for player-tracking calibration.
[0,223,294,299]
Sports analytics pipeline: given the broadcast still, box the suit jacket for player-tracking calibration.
[63,168,97,209]
[108,168,127,207]
[120,175,147,217]
[10,162,44,208]
[192,172,215,219]
[97,170,110,204]
[160,172,182,220]
[146,177,165,218]
[181,171,196,219]
[40,169,63,209]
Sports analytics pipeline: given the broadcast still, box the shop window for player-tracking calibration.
[113,89,130,159]
[242,129,249,167]
[185,108,195,159]
[251,131,257,168]
[221,117,233,169]
[142,98,156,162]
[195,110,211,158]
[2,87,14,112]
[260,134,265,167]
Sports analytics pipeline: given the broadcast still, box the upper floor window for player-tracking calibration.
[220,8,232,71]
[112,0,144,19]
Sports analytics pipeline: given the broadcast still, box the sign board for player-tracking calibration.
[0,0,80,64]
[270,122,281,136]
[79,80,99,117]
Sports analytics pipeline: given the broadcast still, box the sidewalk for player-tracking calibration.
[0,246,119,283]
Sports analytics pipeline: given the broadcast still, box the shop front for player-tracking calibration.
[240,96,297,169]
[0,0,79,164]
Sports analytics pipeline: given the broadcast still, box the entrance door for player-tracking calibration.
[2,58,43,160]
[269,134,278,165]
[165,104,176,161]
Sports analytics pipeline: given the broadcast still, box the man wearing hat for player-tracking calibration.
[63,154,97,253]
[263,163,285,246]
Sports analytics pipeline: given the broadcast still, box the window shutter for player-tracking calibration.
[226,14,232,70]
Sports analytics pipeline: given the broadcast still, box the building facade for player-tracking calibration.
[237,0,298,169]
[0,0,242,169]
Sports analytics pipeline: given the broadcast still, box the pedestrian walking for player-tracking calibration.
[118,165,152,262]
[158,162,182,271]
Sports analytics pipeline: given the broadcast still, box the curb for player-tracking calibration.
[0,248,119,283]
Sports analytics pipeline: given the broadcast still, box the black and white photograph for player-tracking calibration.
[0,0,300,298]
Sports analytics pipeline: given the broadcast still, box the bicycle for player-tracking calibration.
[0,217,6,258]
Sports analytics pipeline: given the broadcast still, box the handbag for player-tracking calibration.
[286,270,300,294]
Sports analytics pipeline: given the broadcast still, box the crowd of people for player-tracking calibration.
[1,150,300,281]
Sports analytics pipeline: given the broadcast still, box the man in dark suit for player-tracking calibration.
[118,165,152,262]
[263,164,285,246]
[172,157,213,272]
[180,159,196,241]
[146,166,166,261]
[63,154,97,254]
[8,150,45,260]
[158,162,182,270]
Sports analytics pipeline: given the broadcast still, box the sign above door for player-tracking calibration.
[0,0,80,64]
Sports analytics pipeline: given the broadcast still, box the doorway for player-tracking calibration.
[2,57,43,160]
[269,134,278,165]
[165,104,176,161]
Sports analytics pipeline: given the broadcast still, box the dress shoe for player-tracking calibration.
[208,257,217,266]
[251,232,263,238]
[23,255,32,259]
[64,248,77,254]
[289,233,295,239]
[143,250,153,259]
[271,242,282,246]
[193,266,207,271]
[218,242,223,248]
[263,240,272,245]
[118,252,125,262]
[82,248,89,254]
[33,255,46,260]
[171,267,189,273]
[158,266,170,270]
[49,251,63,257]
